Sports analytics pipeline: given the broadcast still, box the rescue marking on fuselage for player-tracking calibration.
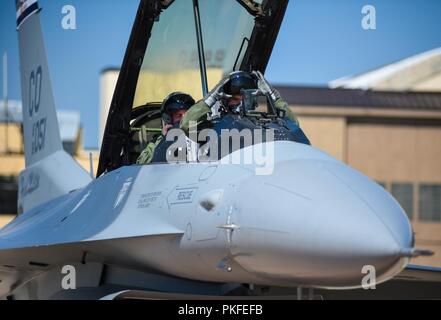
[168,187,198,206]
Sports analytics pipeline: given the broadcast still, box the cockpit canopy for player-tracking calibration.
[133,0,263,106]
[98,0,289,176]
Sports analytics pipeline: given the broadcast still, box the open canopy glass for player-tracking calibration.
[98,0,288,175]
[133,0,261,107]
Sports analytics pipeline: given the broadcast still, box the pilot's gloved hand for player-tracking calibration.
[204,75,230,107]
[253,70,281,101]
[162,124,173,136]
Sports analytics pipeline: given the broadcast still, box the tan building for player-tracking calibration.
[100,68,120,146]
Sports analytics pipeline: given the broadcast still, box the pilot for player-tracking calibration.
[180,70,299,133]
[136,92,195,164]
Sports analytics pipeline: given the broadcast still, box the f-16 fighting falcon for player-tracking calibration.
[0,0,435,300]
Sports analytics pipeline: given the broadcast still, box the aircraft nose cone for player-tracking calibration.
[230,159,413,288]
[325,161,413,250]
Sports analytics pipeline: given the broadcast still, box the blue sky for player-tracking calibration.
[1,0,440,148]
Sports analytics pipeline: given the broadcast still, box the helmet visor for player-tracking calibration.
[163,93,195,114]
[223,73,257,95]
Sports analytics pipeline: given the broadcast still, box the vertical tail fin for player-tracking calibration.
[16,1,91,213]
[17,0,62,166]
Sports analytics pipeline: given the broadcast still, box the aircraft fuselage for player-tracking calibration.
[0,141,413,292]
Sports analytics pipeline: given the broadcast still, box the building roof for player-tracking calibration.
[275,86,441,111]
[329,47,441,91]
[0,100,22,122]
[0,100,81,142]
[101,67,121,74]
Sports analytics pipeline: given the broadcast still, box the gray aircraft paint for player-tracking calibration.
[0,0,428,299]
[0,141,415,297]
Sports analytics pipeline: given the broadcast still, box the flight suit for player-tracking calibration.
[180,98,299,133]
[136,135,164,165]
[274,98,299,126]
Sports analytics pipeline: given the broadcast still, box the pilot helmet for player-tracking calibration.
[222,71,258,112]
[161,92,195,125]
[223,71,257,96]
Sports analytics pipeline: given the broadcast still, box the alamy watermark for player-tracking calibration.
[164,121,275,175]
[61,5,77,30]
[61,264,378,291]
[361,5,376,30]
[61,265,76,290]
[361,265,376,290]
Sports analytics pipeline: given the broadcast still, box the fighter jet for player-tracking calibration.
[0,0,433,300]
